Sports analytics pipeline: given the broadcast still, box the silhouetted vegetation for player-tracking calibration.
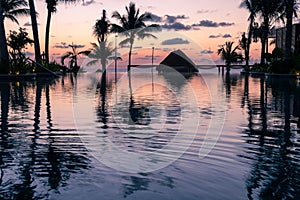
[217,41,244,72]
[61,43,90,74]
[240,0,300,74]
[111,2,161,71]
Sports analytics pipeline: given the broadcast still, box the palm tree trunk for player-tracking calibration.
[285,0,294,60]
[28,0,42,66]
[246,17,254,69]
[226,64,231,73]
[0,4,9,74]
[128,37,134,72]
[45,9,52,64]
[128,47,132,72]
[260,17,269,65]
[260,38,266,65]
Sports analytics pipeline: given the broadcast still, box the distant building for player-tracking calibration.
[276,23,300,55]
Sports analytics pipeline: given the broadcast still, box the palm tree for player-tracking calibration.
[44,0,77,64]
[217,41,244,73]
[28,0,42,65]
[93,9,110,43]
[87,41,121,71]
[240,0,258,69]
[0,0,30,73]
[280,0,298,60]
[7,28,33,57]
[61,43,90,74]
[254,0,282,64]
[0,4,9,73]
[111,2,160,71]
[1,0,30,23]
[44,0,57,64]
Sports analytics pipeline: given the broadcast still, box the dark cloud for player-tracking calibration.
[192,27,201,31]
[155,47,174,52]
[218,22,235,27]
[209,34,232,39]
[23,22,40,27]
[145,13,191,31]
[197,9,217,14]
[121,45,142,49]
[161,38,190,45]
[222,34,232,38]
[162,22,191,31]
[82,0,101,6]
[53,43,85,49]
[146,12,163,22]
[25,51,34,56]
[209,34,221,38]
[196,20,218,27]
[53,43,69,49]
[145,13,188,24]
[193,20,235,28]
[73,44,85,48]
[137,55,161,60]
[201,49,214,54]
[164,15,188,23]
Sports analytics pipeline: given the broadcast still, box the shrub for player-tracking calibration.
[268,59,293,74]
[250,63,269,73]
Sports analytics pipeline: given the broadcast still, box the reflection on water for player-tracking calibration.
[0,75,90,199]
[239,74,300,199]
[1,70,300,199]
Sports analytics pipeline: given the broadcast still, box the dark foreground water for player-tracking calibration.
[0,69,300,200]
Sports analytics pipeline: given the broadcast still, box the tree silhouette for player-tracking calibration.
[111,2,160,71]
[240,0,257,69]
[253,0,282,64]
[93,9,110,43]
[217,41,243,73]
[28,0,42,65]
[281,0,298,60]
[61,43,90,74]
[0,0,30,73]
[7,27,33,58]
[44,0,77,63]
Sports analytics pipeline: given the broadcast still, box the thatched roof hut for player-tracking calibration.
[157,50,198,73]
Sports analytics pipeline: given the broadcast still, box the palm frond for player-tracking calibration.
[119,38,132,46]
[61,52,73,65]
[78,50,91,56]
[86,59,100,66]
[111,24,127,34]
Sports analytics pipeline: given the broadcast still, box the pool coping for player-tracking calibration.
[0,72,62,81]
[241,71,300,79]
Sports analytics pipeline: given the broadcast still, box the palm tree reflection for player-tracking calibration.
[0,77,90,198]
[242,76,300,199]
[122,173,174,198]
[0,82,10,134]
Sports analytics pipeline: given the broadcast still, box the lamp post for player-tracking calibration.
[115,35,118,82]
[152,47,154,92]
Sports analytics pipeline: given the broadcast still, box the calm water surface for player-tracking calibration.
[0,69,300,200]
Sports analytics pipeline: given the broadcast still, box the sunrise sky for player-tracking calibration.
[5,0,286,68]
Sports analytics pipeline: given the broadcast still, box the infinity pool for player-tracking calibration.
[0,69,300,199]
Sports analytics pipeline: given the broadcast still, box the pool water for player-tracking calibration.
[0,70,300,200]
